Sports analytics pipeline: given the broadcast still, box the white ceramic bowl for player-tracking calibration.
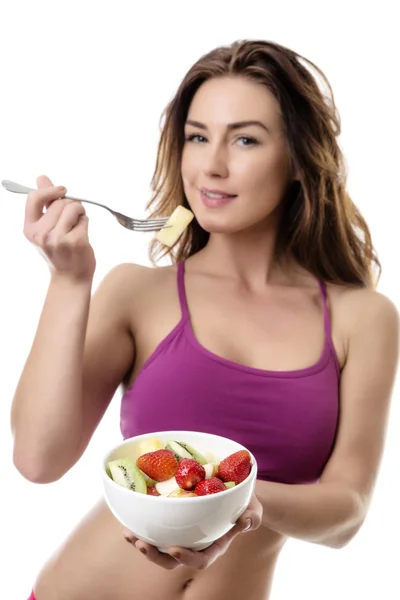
[101,430,257,552]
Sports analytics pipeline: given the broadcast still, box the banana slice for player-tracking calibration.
[155,476,180,496]
[168,489,197,498]
[203,463,218,479]
[155,206,194,247]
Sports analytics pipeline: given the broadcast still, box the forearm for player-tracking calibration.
[11,274,93,480]
[255,479,365,548]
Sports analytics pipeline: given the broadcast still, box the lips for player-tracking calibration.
[200,189,237,208]
[201,188,236,198]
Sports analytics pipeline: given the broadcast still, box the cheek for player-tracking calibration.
[180,154,195,196]
[242,152,289,194]
[181,146,194,175]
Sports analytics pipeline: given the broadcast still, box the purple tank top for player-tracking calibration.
[120,261,340,484]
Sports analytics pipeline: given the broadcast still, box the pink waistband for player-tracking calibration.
[27,592,36,600]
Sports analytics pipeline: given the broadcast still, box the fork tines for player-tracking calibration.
[126,217,170,232]
[133,217,169,225]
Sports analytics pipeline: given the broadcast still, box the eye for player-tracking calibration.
[237,136,258,146]
[185,134,207,143]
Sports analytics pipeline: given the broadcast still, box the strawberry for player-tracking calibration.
[194,477,226,496]
[147,485,160,496]
[217,450,251,485]
[136,449,178,482]
[175,458,206,490]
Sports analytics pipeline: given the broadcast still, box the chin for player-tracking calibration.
[188,198,271,235]
[194,214,247,235]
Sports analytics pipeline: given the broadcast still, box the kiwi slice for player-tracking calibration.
[179,441,208,465]
[166,440,207,465]
[108,458,147,494]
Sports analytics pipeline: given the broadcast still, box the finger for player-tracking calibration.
[122,529,138,544]
[167,546,210,569]
[237,513,259,532]
[134,540,181,570]
[30,199,73,240]
[236,496,263,531]
[203,522,244,558]
[27,200,82,247]
[167,524,242,570]
[238,517,253,532]
[25,185,67,225]
[59,214,90,249]
[36,175,55,189]
[36,175,67,197]
[175,502,262,570]
[49,201,86,237]
[67,213,89,241]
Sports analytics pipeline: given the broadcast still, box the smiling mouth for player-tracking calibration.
[199,189,237,208]
[202,191,236,199]
[200,186,238,199]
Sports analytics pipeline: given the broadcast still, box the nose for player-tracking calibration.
[203,143,229,179]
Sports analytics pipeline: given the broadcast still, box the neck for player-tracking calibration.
[194,219,293,290]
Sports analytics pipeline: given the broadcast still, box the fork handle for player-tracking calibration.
[2,180,35,194]
[2,179,114,215]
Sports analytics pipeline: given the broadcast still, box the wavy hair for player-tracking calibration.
[146,39,380,287]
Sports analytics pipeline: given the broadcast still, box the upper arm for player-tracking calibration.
[77,263,141,455]
[319,290,399,513]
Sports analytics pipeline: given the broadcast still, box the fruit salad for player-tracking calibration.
[107,437,252,498]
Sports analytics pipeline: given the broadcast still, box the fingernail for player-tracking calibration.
[242,518,252,532]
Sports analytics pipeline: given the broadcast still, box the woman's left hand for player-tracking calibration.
[123,494,263,570]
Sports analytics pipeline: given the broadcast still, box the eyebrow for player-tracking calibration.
[185,119,270,134]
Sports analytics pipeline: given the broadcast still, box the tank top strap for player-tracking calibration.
[177,261,190,320]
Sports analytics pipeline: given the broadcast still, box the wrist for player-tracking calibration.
[50,271,94,290]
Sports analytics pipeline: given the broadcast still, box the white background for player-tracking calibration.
[0,1,398,598]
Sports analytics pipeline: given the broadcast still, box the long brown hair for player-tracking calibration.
[147,40,380,287]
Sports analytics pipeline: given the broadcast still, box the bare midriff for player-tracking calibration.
[34,497,286,600]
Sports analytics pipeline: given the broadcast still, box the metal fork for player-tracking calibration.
[1,180,170,232]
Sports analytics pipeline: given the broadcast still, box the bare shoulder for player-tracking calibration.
[326,283,399,363]
[329,283,398,329]
[95,262,177,322]
[98,262,175,295]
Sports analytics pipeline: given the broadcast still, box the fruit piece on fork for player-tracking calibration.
[155,206,194,247]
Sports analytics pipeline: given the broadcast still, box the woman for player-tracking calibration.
[13,40,398,600]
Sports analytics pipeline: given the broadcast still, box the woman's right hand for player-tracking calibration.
[23,175,96,282]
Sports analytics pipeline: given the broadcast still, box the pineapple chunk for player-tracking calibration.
[155,206,194,247]
[138,436,164,457]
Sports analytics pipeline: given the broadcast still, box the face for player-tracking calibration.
[181,76,295,234]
